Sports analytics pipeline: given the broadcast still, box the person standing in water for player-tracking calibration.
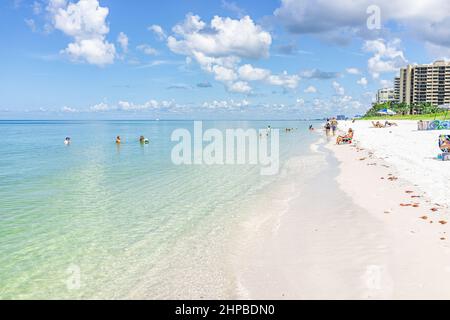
[324,122,331,136]
[116,136,121,144]
[330,118,338,136]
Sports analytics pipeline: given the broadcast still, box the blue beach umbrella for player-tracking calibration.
[377,108,396,116]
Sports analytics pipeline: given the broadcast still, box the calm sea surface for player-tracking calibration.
[0,120,322,299]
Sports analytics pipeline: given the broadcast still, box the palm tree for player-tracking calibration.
[396,102,409,115]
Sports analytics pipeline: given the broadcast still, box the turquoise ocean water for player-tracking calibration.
[0,120,322,299]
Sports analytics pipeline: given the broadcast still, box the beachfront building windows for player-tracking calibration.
[396,60,450,106]
[376,87,397,104]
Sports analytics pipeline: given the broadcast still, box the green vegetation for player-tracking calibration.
[362,112,448,120]
[362,102,449,120]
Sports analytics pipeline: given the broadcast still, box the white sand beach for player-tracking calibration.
[238,120,450,299]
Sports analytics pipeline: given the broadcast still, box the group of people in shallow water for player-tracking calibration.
[64,136,149,145]
[115,135,149,144]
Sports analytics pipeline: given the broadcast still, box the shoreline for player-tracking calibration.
[327,120,450,299]
[236,132,390,299]
[237,120,450,299]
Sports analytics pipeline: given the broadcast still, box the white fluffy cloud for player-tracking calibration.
[47,0,116,66]
[357,77,368,86]
[166,13,295,93]
[118,99,176,111]
[274,0,450,48]
[364,38,407,78]
[148,24,167,40]
[202,99,250,110]
[304,85,317,93]
[236,64,299,89]
[296,98,305,107]
[346,67,360,75]
[136,44,158,56]
[310,95,365,115]
[168,14,271,60]
[61,106,77,112]
[238,64,270,81]
[212,65,238,82]
[267,72,299,89]
[90,102,110,111]
[117,32,128,53]
[332,81,345,95]
[379,79,393,88]
[226,81,252,94]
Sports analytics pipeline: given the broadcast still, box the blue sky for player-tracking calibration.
[1,0,449,119]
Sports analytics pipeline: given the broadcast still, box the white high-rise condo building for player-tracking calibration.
[376,88,396,104]
[395,60,450,106]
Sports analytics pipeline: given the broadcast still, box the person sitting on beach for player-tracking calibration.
[309,125,314,131]
[440,136,450,152]
[441,140,450,151]
[116,136,121,144]
[336,128,354,144]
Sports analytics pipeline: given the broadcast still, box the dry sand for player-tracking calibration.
[238,121,450,299]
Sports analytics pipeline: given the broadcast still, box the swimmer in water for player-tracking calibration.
[64,137,71,145]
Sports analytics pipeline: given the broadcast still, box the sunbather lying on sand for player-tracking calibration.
[372,121,385,128]
[385,121,398,127]
[336,128,354,144]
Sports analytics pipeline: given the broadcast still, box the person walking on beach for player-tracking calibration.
[330,118,338,136]
[324,122,331,136]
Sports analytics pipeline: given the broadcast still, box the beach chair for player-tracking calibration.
[339,137,353,144]
[438,135,450,161]
[337,131,354,145]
